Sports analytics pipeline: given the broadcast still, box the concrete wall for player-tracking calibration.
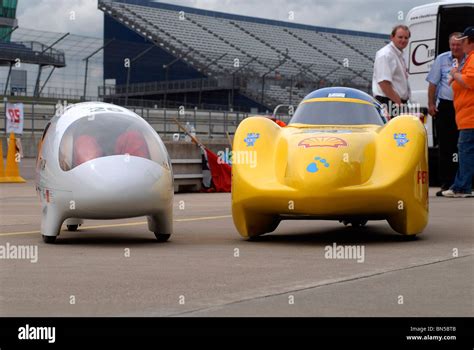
[1,133,231,192]
[0,133,230,158]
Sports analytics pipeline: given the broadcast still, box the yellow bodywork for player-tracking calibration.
[231,115,429,238]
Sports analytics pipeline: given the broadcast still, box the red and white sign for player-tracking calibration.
[6,103,24,134]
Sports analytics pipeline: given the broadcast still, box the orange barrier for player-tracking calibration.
[0,132,26,183]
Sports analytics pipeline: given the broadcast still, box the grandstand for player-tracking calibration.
[98,0,389,112]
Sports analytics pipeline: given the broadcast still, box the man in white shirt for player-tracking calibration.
[372,25,411,118]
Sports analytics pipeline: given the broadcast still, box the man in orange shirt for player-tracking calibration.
[442,27,474,198]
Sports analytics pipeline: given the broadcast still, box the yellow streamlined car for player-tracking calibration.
[232,87,429,239]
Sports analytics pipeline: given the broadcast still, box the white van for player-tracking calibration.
[406,1,474,148]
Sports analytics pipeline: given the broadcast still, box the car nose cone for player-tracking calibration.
[69,155,170,218]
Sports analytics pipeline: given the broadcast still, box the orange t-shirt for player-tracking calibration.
[452,51,474,130]
[114,130,150,159]
[73,135,103,166]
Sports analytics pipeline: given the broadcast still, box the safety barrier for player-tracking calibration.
[0,132,26,183]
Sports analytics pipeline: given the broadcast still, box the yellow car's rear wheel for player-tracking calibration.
[341,219,368,227]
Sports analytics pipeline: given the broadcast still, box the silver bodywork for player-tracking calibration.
[35,102,173,242]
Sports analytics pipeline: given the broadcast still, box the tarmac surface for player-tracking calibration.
[0,159,472,316]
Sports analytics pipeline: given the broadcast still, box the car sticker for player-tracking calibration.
[299,136,347,148]
[244,133,260,147]
[306,157,330,173]
[394,133,409,147]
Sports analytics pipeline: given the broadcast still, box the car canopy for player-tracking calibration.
[290,87,386,126]
[58,112,166,171]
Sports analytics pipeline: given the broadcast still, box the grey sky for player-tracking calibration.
[16,0,436,38]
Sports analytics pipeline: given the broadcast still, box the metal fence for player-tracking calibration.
[0,99,252,139]
[0,83,97,101]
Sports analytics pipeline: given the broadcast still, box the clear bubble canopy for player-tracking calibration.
[59,112,167,171]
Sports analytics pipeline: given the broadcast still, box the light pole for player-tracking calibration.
[321,65,342,86]
[230,56,257,110]
[198,53,227,108]
[125,44,155,106]
[289,63,314,106]
[82,38,114,101]
[33,32,69,98]
[261,57,288,105]
[162,48,194,108]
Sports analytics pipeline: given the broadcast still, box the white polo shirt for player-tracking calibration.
[372,42,411,101]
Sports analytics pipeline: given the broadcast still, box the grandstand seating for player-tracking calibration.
[98,0,388,109]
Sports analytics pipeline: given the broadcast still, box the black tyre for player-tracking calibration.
[401,234,418,241]
[67,225,79,232]
[352,220,368,227]
[246,235,264,242]
[154,233,170,242]
[342,220,368,227]
[42,235,57,244]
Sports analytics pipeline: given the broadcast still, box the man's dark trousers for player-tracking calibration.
[435,99,459,189]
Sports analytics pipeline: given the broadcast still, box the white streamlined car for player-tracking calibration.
[35,102,173,243]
